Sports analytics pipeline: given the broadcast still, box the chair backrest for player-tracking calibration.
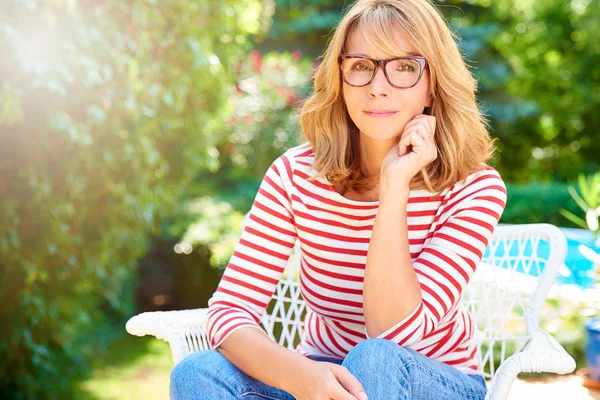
[259,223,567,380]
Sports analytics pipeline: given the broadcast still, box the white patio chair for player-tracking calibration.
[126,223,576,400]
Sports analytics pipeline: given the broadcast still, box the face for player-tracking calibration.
[341,25,432,141]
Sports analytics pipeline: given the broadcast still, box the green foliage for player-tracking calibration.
[174,49,312,229]
[501,181,581,226]
[477,291,594,375]
[560,172,600,240]
[261,0,600,181]
[542,297,590,369]
[172,197,246,270]
[266,0,346,52]
[224,50,312,177]
[490,0,600,181]
[75,335,171,399]
[159,50,313,303]
[0,0,268,398]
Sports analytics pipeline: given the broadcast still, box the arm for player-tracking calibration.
[206,154,297,349]
[206,154,367,399]
[217,327,367,400]
[216,327,312,392]
[363,169,507,343]
[363,185,421,338]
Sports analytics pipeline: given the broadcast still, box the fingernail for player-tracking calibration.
[358,392,368,400]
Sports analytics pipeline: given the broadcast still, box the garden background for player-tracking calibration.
[0,0,598,398]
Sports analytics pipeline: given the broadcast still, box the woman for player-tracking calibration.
[171,0,506,398]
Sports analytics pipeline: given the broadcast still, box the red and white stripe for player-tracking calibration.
[207,143,507,375]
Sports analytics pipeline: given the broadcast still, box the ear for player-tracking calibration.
[425,92,433,108]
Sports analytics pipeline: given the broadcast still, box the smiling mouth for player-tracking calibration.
[364,111,397,117]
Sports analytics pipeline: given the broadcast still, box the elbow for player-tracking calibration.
[364,315,417,340]
[364,302,428,342]
[363,313,402,338]
[365,323,386,339]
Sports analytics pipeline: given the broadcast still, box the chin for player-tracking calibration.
[359,129,402,141]
[357,119,405,139]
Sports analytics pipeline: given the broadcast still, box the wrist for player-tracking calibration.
[279,354,315,393]
[379,178,410,202]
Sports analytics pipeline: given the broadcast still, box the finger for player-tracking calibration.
[411,132,437,163]
[329,387,360,400]
[406,116,435,139]
[398,130,427,157]
[413,125,434,143]
[398,132,414,156]
[427,115,436,135]
[421,123,437,152]
[407,113,431,125]
[401,120,426,139]
[410,113,429,122]
[421,131,435,151]
[332,367,368,400]
[424,117,435,140]
[420,121,434,139]
[408,132,428,157]
[327,383,359,400]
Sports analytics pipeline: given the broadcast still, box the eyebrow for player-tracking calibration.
[345,51,422,58]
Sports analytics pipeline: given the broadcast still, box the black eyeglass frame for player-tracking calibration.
[337,54,428,89]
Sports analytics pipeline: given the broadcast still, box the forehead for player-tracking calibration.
[344,24,421,58]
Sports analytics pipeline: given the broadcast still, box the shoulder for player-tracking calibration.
[280,142,314,165]
[455,164,506,194]
[270,142,314,181]
[446,164,507,208]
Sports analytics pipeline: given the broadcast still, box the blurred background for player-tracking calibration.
[0,0,599,398]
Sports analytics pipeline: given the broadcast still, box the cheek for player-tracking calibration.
[342,88,360,116]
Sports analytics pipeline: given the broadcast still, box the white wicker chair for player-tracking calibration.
[126,223,576,400]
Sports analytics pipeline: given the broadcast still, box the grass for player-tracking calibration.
[75,333,172,400]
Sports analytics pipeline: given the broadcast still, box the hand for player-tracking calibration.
[285,360,368,400]
[380,114,437,189]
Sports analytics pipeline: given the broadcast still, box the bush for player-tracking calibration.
[188,50,313,210]
[223,49,313,178]
[0,0,269,398]
[502,181,581,227]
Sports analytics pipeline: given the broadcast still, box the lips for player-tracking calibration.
[364,110,397,117]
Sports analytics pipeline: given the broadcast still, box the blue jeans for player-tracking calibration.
[170,338,487,399]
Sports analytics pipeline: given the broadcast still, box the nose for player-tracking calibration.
[368,67,391,97]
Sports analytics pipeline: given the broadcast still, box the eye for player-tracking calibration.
[396,62,416,72]
[352,61,373,71]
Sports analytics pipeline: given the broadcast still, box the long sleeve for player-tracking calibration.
[206,154,298,349]
[366,167,507,346]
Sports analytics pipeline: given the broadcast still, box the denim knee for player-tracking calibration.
[170,350,231,398]
[343,338,414,371]
[351,338,403,357]
[170,350,296,400]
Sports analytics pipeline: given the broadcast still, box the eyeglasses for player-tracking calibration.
[337,55,427,89]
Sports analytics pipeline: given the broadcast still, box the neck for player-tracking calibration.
[358,132,397,178]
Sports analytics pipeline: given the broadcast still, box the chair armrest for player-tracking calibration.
[485,329,576,400]
[125,308,210,364]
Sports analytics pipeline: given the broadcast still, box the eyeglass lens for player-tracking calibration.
[340,58,421,88]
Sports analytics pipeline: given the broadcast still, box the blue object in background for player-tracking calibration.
[484,225,599,289]
[585,317,600,381]
[561,227,600,288]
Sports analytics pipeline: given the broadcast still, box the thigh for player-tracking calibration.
[342,338,487,400]
[402,347,487,400]
[170,350,296,400]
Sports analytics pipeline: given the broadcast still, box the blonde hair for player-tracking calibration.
[299,0,496,195]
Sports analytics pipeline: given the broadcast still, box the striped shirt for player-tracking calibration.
[206,142,507,375]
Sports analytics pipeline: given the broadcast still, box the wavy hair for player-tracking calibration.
[299,0,496,195]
